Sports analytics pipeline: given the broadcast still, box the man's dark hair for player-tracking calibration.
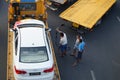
[60,32,64,37]
[77,35,80,38]
[80,38,83,42]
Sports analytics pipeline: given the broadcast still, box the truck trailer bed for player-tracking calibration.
[59,0,116,29]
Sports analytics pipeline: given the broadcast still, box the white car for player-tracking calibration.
[12,19,54,80]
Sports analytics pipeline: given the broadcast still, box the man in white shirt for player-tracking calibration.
[56,28,68,57]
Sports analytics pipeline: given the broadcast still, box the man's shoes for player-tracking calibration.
[72,62,77,67]
[60,54,64,57]
[64,53,67,56]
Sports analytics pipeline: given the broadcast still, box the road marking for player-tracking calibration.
[90,70,96,80]
[116,16,120,22]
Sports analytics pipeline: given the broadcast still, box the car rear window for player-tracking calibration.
[20,47,48,63]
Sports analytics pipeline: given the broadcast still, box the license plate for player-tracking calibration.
[29,72,41,76]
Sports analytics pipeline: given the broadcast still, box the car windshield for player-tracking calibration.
[20,47,48,63]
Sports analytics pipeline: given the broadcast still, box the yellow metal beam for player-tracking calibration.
[7,28,15,80]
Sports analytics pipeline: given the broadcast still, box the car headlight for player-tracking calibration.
[22,15,25,19]
[39,14,43,19]
[31,14,35,18]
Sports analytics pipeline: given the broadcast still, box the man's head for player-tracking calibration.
[79,38,83,43]
[60,32,64,37]
[76,35,80,39]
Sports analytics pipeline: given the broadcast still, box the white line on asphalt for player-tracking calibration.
[116,16,120,22]
[90,70,96,80]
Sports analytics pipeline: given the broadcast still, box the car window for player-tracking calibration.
[15,30,18,38]
[19,3,36,11]
[46,32,52,54]
[15,31,18,55]
[15,37,18,55]
[20,47,48,63]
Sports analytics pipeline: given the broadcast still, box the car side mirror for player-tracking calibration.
[45,28,51,32]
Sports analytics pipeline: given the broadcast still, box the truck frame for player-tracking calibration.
[8,0,47,27]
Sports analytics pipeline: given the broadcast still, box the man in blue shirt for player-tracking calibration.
[72,39,85,66]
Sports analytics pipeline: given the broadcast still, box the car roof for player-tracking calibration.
[19,19,45,26]
[14,19,45,29]
[20,27,46,47]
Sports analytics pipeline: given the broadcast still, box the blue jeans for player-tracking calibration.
[76,51,83,59]
[60,44,67,53]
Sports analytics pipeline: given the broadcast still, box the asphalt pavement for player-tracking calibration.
[0,0,120,80]
[47,0,120,80]
[0,0,8,80]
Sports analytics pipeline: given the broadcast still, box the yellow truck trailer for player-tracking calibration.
[59,0,116,30]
